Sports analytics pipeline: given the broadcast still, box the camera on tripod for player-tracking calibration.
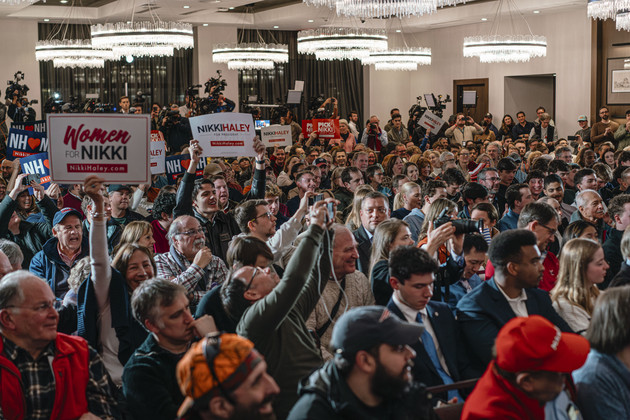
[5,71,29,101]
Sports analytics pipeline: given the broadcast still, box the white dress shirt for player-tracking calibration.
[496,283,529,318]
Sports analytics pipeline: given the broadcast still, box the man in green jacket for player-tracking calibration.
[222,199,336,419]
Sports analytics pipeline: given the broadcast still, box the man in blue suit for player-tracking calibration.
[386,246,478,404]
[456,229,573,373]
[444,234,487,312]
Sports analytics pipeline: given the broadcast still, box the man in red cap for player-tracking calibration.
[462,315,589,420]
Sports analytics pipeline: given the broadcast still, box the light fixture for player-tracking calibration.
[213,43,289,70]
[36,39,114,68]
[44,18,50,22]
[183,5,190,8]
[91,21,194,58]
[616,9,630,30]
[304,0,466,18]
[203,23,209,26]
[0,0,37,4]
[298,27,387,60]
[533,10,540,13]
[308,19,314,22]
[273,25,279,28]
[362,48,431,71]
[463,0,546,63]
[481,17,488,21]
[587,0,616,20]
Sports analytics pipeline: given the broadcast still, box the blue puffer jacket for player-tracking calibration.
[29,236,89,299]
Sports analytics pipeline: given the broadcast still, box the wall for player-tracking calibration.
[194,26,239,112]
[0,19,42,117]
[365,7,592,139]
[504,75,555,120]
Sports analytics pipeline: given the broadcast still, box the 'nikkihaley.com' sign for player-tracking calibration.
[189,113,257,158]
[46,114,150,184]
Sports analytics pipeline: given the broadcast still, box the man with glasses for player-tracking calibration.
[478,167,501,212]
[0,271,119,419]
[457,229,573,373]
[155,215,229,309]
[367,165,392,197]
[591,106,620,152]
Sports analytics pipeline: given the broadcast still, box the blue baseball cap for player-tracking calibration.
[53,207,83,226]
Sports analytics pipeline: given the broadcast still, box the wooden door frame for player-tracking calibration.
[453,78,489,116]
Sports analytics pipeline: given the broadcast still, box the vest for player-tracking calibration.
[534,124,554,142]
[0,333,90,420]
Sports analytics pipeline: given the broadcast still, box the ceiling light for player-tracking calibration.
[91,21,194,58]
[304,0,467,18]
[183,5,190,8]
[362,48,431,71]
[298,27,387,60]
[60,0,68,3]
[308,19,314,22]
[481,17,487,21]
[44,18,50,22]
[229,7,235,9]
[395,29,402,32]
[36,39,114,68]
[273,25,279,28]
[587,0,615,20]
[213,43,289,70]
[0,0,37,4]
[203,23,209,26]
[533,10,540,13]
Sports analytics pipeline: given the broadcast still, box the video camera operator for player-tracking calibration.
[159,103,193,155]
[211,86,235,113]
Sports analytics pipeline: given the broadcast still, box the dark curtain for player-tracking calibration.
[38,23,192,111]
[238,29,364,124]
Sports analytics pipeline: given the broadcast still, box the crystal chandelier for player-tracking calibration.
[298,28,387,60]
[91,21,194,58]
[587,0,616,20]
[362,48,431,71]
[463,0,547,63]
[213,43,289,70]
[303,0,465,18]
[463,35,547,63]
[0,0,36,5]
[616,9,630,30]
[35,39,114,68]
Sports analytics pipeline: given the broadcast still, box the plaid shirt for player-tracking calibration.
[154,247,228,306]
[0,337,118,420]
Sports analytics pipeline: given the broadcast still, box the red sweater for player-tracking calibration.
[462,361,544,420]
[485,251,559,292]
[0,333,90,420]
[151,219,170,254]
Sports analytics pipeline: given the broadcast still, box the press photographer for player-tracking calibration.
[360,115,388,152]
[6,71,37,123]
[159,103,193,155]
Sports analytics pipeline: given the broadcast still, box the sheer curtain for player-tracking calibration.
[38,23,193,111]
[238,29,364,123]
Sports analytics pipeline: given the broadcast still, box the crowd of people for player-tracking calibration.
[0,103,630,420]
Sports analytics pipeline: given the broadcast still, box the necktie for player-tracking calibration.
[416,312,463,402]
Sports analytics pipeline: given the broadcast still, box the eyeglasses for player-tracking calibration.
[251,212,273,223]
[6,300,55,313]
[538,223,557,236]
[245,267,259,292]
[178,228,204,236]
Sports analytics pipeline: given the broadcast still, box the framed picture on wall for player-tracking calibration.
[607,57,630,104]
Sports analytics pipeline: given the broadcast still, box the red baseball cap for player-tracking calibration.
[495,315,590,373]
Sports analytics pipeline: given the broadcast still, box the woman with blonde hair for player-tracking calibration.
[551,238,609,335]
[391,181,421,219]
[114,220,155,254]
[369,219,414,305]
[344,184,375,231]
[416,198,458,258]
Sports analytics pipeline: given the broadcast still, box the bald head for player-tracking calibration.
[0,251,11,280]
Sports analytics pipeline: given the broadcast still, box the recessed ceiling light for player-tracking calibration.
[60,0,68,3]
[395,29,401,33]
[43,18,50,21]
[308,19,314,23]
[481,17,488,21]
[213,0,221,2]
[203,23,209,26]
[183,5,190,9]
[273,25,279,28]
[229,6,235,9]
[533,10,540,14]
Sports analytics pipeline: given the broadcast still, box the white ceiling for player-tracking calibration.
[0,0,586,32]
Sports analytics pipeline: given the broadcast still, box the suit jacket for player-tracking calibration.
[456,278,573,372]
[610,261,630,288]
[387,298,478,402]
[353,226,372,276]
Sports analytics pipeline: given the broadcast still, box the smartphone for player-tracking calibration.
[22,173,40,186]
[308,193,324,206]
[326,202,335,222]
[567,135,577,141]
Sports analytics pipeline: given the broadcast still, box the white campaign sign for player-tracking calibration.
[46,114,150,183]
[150,140,166,174]
[419,110,447,132]
[189,113,256,158]
[260,125,292,148]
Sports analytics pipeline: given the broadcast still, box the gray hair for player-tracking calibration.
[131,277,187,330]
[166,215,197,246]
[487,141,502,152]
[0,271,45,310]
[439,152,455,163]
[0,240,23,269]
[575,189,601,209]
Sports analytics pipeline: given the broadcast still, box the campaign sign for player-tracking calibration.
[6,128,49,159]
[46,114,150,184]
[165,153,207,185]
[260,125,292,148]
[150,141,166,174]
[11,120,47,133]
[189,113,256,158]
[20,153,51,194]
[150,130,165,142]
[313,119,341,140]
[301,120,314,138]
[418,110,446,132]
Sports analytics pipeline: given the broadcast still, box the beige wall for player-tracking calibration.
[364,7,592,139]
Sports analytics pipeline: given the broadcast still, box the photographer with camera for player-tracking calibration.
[159,103,193,155]
[445,113,483,147]
[150,102,162,130]
[361,115,389,152]
[6,71,37,123]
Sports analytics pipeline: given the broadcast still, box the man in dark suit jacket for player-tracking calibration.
[386,246,478,403]
[457,229,573,373]
[352,191,389,276]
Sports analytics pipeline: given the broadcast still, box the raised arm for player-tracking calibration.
[85,176,112,311]
[173,140,202,218]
